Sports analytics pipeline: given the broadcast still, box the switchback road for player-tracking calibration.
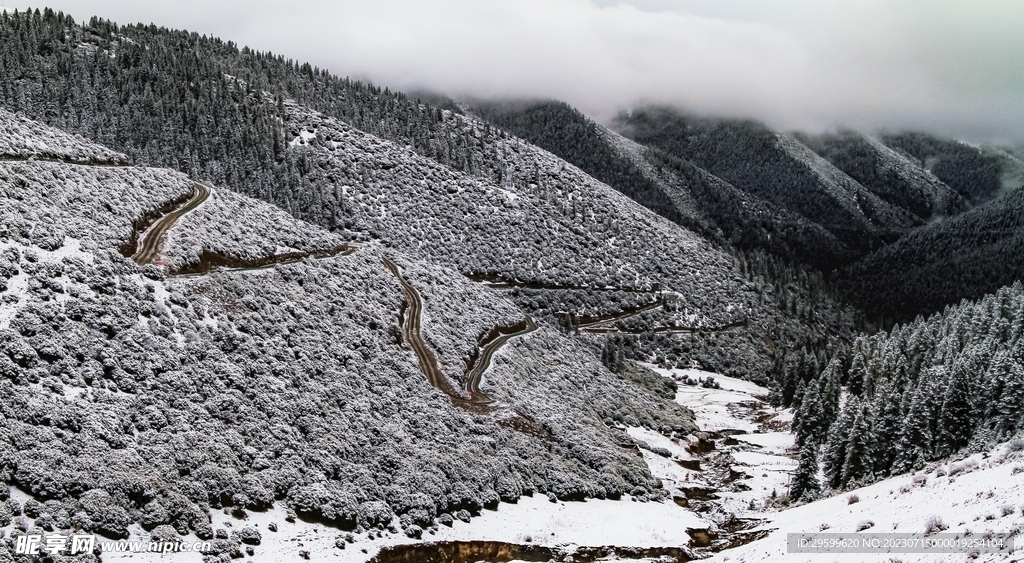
[384,257,537,406]
[464,317,537,403]
[131,183,211,265]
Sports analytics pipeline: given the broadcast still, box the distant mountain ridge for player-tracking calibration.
[614,107,923,255]
[473,100,853,271]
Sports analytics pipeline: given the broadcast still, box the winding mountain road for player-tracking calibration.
[464,317,537,403]
[571,299,665,331]
[132,183,211,265]
[382,257,467,400]
[170,244,357,277]
[384,257,537,407]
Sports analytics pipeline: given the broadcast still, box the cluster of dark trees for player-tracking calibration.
[841,187,1024,324]
[615,108,920,255]
[796,130,965,220]
[787,283,1024,501]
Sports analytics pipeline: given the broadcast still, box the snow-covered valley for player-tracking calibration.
[1,13,1023,563]
[69,367,796,562]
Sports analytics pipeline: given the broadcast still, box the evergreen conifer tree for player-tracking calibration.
[938,362,972,455]
[822,397,856,489]
[796,383,824,446]
[870,379,903,476]
[893,383,934,474]
[821,359,842,427]
[848,351,869,396]
[791,441,821,502]
[841,405,874,486]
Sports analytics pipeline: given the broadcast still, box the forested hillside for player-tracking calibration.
[1,110,699,548]
[840,187,1024,323]
[785,282,1024,500]
[0,8,507,223]
[0,8,872,384]
[797,130,965,220]
[1,6,1023,561]
[473,100,852,270]
[615,107,922,258]
[881,131,1023,205]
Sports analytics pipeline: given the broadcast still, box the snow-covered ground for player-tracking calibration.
[0,237,95,329]
[74,364,793,563]
[703,440,1024,563]
[86,490,705,562]
[643,365,797,516]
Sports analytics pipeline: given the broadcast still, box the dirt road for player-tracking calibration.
[131,183,211,265]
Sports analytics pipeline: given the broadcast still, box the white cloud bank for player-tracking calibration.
[11,0,1024,142]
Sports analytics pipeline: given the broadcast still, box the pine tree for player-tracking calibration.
[995,362,1024,436]
[790,441,821,502]
[791,377,807,429]
[848,351,869,396]
[822,398,856,489]
[841,405,873,486]
[937,362,971,455]
[892,382,934,474]
[870,379,903,476]
[796,383,824,446]
[820,359,842,427]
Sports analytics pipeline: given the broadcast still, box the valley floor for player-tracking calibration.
[4,362,1020,563]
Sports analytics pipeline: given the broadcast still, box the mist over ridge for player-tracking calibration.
[5,0,1022,144]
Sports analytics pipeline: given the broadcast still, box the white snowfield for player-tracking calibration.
[647,366,799,517]
[96,490,702,562]
[703,441,1024,563]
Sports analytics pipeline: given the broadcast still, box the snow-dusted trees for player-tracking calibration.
[790,440,821,502]
[804,282,1024,490]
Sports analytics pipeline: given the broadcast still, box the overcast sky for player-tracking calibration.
[9,0,1024,142]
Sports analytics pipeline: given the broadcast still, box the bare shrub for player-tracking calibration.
[949,459,979,476]
[847,494,860,505]
[924,515,948,535]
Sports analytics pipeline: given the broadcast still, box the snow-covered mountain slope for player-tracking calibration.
[276,101,834,382]
[615,108,923,253]
[702,440,1024,563]
[602,127,854,270]
[881,131,1016,206]
[0,108,127,165]
[83,362,790,563]
[163,186,353,272]
[471,99,852,270]
[798,129,965,220]
[0,113,702,560]
[841,187,1024,320]
[281,102,739,307]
